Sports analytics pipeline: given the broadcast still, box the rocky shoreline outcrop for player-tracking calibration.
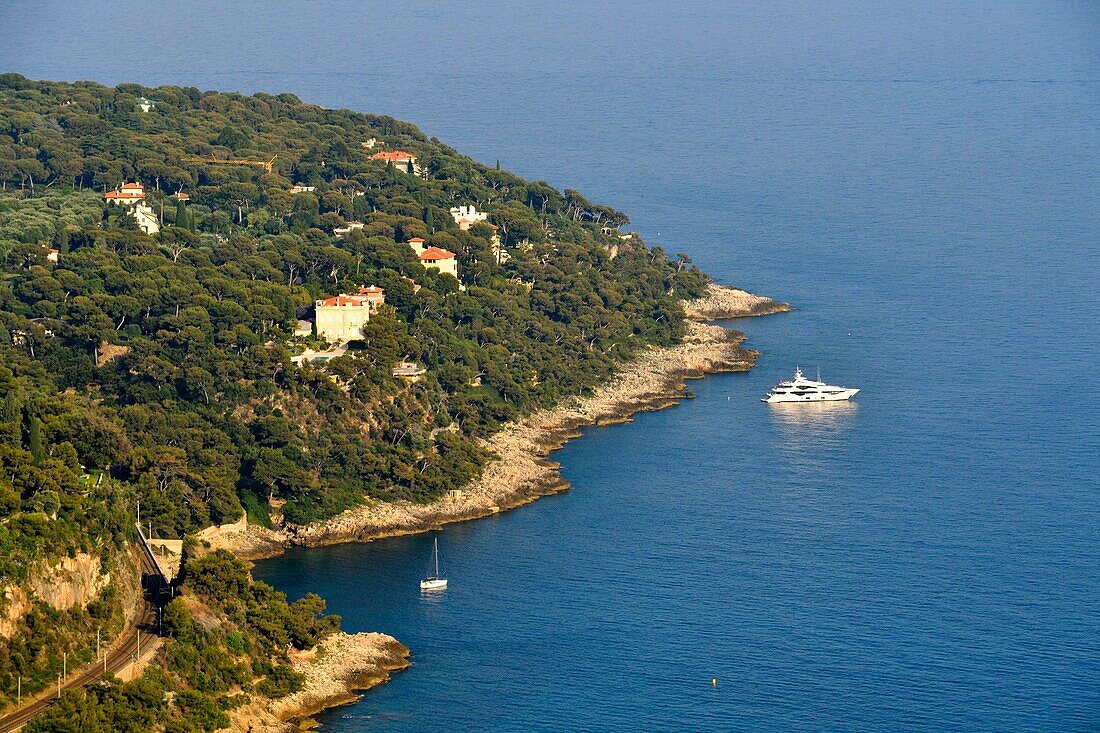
[225,632,410,732]
[201,285,789,560]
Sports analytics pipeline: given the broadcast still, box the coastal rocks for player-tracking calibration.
[225,632,410,732]
[202,286,784,559]
[683,283,790,320]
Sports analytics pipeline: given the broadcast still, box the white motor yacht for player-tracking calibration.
[762,367,859,403]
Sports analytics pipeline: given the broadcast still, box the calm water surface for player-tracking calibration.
[3,1,1098,730]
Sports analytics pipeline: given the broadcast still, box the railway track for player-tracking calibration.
[0,542,168,732]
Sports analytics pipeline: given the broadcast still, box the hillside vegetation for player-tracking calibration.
[0,73,708,535]
[0,72,718,731]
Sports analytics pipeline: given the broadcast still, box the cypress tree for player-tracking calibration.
[2,391,18,424]
[22,405,44,464]
[174,199,189,228]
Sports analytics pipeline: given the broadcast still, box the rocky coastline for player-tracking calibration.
[202,284,788,560]
[225,632,410,732]
[198,284,787,729]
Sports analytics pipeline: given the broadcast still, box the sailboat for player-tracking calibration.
[420,537,448,591]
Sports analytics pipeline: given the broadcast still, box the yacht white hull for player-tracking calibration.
[763,388,859,404]
[420,578,448,591]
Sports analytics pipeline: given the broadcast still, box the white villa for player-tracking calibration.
[135,96,156,113]
[313,286,386,342]
[450,204,487,231]
[104,182,159,235]
[334,221,365,237]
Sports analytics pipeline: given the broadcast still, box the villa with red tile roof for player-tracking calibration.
[419,246,459,279]
[104,182,160,235]
[370,150,419,174]
[313,286,385,342]
[104,182,146,202]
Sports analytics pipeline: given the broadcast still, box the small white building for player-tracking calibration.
[487,224,508,264]
[135,97,155,113]
[450,204,487,231]
[132,203,160,235]
[334,221,365,237]
[360,138,378,149]
[290,185,316,194]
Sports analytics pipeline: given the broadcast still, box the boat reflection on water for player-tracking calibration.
[768,400,859,429]
[768,401,859,470]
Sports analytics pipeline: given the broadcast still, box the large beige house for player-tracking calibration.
[406,238,459,280]
[419,246,459,279]
[314,286,386,342]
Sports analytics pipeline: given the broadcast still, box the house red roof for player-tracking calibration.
[371,151,417,162]
[419,246,456,261]
[172,192,190,200]
[407,237,425,243]
[317,295,370,308]
[103,188,144,200]
[318,286,385,309]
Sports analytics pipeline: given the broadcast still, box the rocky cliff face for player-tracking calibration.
[28,552,110,612]
[0,587,31,639]
[0,552,114,639]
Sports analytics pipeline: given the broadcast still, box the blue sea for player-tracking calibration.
[3,1,1098,730]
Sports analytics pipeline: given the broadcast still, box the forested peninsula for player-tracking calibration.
[0,74,783,731]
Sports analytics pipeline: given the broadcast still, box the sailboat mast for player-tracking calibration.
[434,537,440,577]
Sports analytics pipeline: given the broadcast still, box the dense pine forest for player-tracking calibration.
[0,73,709,533]
[0,74,711,728]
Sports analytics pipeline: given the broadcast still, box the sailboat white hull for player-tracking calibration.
[420,578,448,591]
[763,388,859,403]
